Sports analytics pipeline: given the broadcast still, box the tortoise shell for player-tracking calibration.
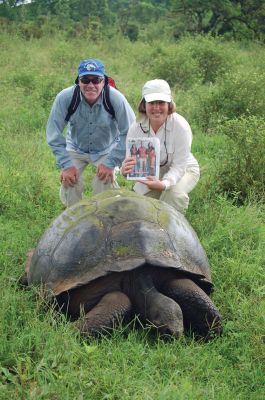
[28,190,212,295]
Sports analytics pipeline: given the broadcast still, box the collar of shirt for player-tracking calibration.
[139,116,169,157]
[140,116,171,135]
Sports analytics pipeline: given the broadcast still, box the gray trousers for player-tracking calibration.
[60,151,119,207]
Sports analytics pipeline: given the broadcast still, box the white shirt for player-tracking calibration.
[126,113,199,189]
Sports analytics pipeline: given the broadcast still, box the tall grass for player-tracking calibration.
[0,31,264,399]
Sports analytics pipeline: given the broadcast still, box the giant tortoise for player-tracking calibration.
[25,190,222,339]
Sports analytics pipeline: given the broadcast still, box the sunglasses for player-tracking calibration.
[79,76,104,85]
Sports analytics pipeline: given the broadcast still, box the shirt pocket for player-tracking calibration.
[69,108,87,128]
[94,123,114,147]
[165,143,174,154]
[95,112,116,142]
[160,142,174,164]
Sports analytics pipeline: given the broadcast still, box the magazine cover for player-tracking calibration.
[126,137,160,180]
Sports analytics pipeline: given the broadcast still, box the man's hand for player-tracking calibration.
[137,176,166,191]
[60,166,79,187]
[96,164,114,183]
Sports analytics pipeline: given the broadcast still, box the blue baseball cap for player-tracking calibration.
[78,59,105,78]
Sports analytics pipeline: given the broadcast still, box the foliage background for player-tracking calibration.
[1,0,265,42]
[0,2,264,399]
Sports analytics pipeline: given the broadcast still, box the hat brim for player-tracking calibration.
[144,93,171,103]
[79,72,104,78]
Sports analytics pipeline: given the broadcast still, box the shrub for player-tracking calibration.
[124,22,139,42]
[149,43,202,90]
[148,36,233,90]
[18,21,43,40]
[213,116,265,204]
[193,69,265,131]
[181,35,234,84]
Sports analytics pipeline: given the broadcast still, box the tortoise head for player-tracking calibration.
[148,296,184,338]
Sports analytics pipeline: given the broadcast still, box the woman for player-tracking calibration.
[121,79,200,213]
[147,142,156,176]
[129,143,138,176]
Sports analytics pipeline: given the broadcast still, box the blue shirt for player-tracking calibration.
[46,85,135,169]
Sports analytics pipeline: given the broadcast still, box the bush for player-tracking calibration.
[193,68,265,131]
[148,43,202,90]
[148,36,233,90]
[181,36,234,84]
[213,116,265,204]
[18,20,43,40]
[124,22,139,42]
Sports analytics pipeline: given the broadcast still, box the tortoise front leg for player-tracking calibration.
[77,291,132,336]
[161,278,222,339]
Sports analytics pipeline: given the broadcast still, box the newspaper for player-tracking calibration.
[126,137,160,180]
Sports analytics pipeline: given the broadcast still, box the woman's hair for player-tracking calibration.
[138,98,176,115]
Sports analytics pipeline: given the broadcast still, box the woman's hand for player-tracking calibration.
[137,176,166,191]
[121,157,136,176]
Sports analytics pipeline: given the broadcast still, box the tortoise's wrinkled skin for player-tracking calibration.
[27,190,222,338]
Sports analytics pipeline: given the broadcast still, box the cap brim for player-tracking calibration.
[144,93,171,103]
[79,72,104,77]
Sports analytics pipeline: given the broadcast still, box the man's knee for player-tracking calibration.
[92,176,119,196]
[60,182,83,207]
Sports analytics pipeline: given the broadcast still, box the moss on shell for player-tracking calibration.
[112,246,132,257]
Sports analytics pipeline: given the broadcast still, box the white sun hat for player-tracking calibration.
[142,79,172,103]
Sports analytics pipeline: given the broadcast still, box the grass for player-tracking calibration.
[0,31,264,399]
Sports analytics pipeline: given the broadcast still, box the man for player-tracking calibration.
[138,141,148,176]
[46,59,135,207]
[147,142,156,176]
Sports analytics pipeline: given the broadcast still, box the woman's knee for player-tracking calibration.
[160,190,189,213]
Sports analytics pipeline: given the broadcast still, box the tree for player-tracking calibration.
[169,0,265,39]
[0,0,23,19]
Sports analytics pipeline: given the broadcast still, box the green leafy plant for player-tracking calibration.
[148,36,234,90]
[193,68,265,130]
[214,116,265,203]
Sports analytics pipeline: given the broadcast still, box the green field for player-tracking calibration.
[0,31,264,399]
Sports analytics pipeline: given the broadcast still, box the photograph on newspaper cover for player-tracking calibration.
[126,137,160,180]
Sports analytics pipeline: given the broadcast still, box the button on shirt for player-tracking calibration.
[46,85,135,170]
[126,113,199,189]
